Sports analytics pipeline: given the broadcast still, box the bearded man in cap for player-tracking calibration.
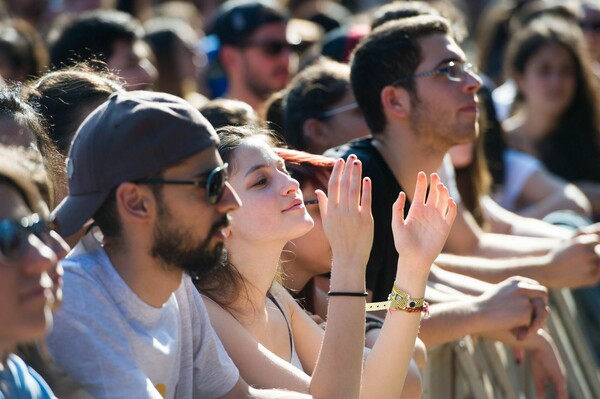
[47,90,311,398]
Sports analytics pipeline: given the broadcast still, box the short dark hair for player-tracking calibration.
[264,89,286,136]
[0,19,48,82]
[198,98,261,130]
[49,10,143,69]
[282,59,350,150]
[371,1,440,30]
[350,15,451,134]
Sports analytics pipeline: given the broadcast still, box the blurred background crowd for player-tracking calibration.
[2,0,600,398]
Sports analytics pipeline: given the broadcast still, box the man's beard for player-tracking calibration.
[150,200,230,280]
[243,64,288,100]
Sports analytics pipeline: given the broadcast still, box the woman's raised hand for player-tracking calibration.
[392,172,457,277]
[315,155,373,269]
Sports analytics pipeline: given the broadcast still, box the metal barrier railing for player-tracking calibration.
[421,289,600,398]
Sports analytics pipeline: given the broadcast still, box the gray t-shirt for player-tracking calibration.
[47,233,239,399]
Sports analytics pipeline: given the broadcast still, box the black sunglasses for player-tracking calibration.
[134,163,229,205]
[242,40,291,57]
[0,214,53,262]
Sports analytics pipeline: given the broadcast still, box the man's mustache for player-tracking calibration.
[208,215,231,237]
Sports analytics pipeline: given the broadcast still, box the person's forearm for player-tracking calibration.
[361,266,428,399]
[310,258,365,399]
[425,281,469,303]
[495,216,573,239]
[481,196,574,239]
[400,360,423,399]
[518,189,591,220]
[474,233,557,257]
[417,300,487,348]
[429,264,493,296]
[435,253,548,284]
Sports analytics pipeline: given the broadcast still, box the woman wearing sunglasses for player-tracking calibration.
[196,125,456,398]
[0,145,65,399]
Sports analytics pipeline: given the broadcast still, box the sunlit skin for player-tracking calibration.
[406,34,482,151]
[373,33,481,208]
[218,138,314,364]
[226,138,314,247]
[223,22,294,113]
[239,23,291,97]
[447,142,474,169]
[204,131,457,397]
[0,184,56,354]
[152,149,238,253]
[282,182,331,292]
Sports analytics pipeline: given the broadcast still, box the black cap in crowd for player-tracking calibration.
[212,0,288,47]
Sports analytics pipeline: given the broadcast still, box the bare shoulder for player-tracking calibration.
[270,282,303,318]
[201,294,236,322]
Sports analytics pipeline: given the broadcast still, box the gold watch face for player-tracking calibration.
[388,292,423,309]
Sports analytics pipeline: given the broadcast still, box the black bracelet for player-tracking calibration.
[328,291,369,297]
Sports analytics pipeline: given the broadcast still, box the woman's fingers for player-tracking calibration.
[327,158,344,205]
[392,191,407,227]
[412,171,428,204]
[425,173,440,207]
[316,189,328,222]
[348,158,362,209]
[445,198,458,224]
[361,177,372,217]
[327,154,367,212]
[435,183,449,212]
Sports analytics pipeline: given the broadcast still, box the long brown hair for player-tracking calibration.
[506,15,600,182]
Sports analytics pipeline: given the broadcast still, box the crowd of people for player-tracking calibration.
[1,0,600,398]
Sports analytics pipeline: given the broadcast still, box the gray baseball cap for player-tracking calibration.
[53,90,219,237]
